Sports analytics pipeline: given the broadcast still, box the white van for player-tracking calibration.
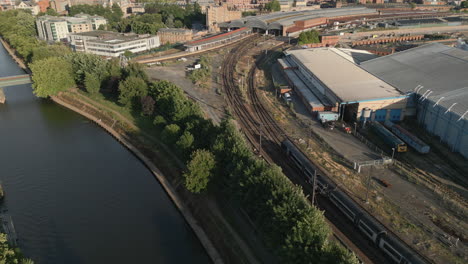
[283,92,292,102]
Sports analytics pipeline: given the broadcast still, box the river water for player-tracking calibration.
[0,43,210,264]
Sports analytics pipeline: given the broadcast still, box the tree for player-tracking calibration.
[118,76,148,107]
[174,19,184,28]
[265,0,281,12]
[123,50,133,58]
[153,115,167,127]
[30,57,75,98]
[165,14,175,28]
[31,44,71,63]
[183,149,216,193]
[461,1,468,8]
[141,95,155,116]
[98,24,106,30]
[65,53,108,85]
[409,2,416,9]
[298,30,320,45]
[123,63,148,82]
[161,123,181,144]
[176,130,194,157]
[84,72,101,95]
[281,209,331,262]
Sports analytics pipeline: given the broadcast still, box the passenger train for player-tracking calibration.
[281,139,426,264]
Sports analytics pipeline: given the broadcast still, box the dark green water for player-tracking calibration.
[0,43,210,264]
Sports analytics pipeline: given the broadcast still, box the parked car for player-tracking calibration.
[283,92,292,102]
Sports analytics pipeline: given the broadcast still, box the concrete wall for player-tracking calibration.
[418,100,468,158]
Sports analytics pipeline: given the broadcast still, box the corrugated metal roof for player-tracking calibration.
[361,43,468,118]
[287,48,403,103]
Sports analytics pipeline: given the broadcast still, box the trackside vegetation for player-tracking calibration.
[0,10,358,264]
[298,30,321,45]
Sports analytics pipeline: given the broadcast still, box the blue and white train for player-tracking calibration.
[281,139,426,264]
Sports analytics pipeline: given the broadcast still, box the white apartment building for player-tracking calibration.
[36,14,107,42]
[69,31,160,57]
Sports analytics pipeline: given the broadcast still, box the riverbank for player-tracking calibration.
[51,94,224,263]
[0,38,29,73]
[0,39,227,264]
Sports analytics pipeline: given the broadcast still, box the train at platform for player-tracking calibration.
[281,139,426,264]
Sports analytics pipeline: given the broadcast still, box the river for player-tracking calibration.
[0,43,210,264]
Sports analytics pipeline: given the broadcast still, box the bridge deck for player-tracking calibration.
[0,74,31,88]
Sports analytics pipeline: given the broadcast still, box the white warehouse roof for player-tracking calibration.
[286,48,404,103]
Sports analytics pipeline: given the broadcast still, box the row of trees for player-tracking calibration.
[1,9,358,263]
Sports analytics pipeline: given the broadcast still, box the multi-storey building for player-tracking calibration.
[49,0,70,13]
[158,28,193,44]
[36,14,107,42]
[206,4,242,31]
[69,31,160,57]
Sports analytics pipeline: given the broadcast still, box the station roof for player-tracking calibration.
[219,7,376,30]
[286,48,404,103]
[361,43,468,119]
[185,27,249,47]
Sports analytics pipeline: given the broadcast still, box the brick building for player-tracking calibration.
[158,28,193,44]
[206,4,242,32]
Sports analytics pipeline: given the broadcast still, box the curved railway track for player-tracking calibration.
[222,38,433,264]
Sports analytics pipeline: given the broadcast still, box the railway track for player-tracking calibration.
[222,38,387,263]
[222,39,434,263]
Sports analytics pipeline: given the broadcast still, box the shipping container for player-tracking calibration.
[317,111,339,123]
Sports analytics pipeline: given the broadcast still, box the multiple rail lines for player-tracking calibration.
[221,37,431,264]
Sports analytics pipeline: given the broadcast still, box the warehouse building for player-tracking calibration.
[69,31,160,57]
[280,48,408,121]
[361,43,468,158]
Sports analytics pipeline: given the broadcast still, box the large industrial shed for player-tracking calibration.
[361,43,468,158]
[282,48,408,122]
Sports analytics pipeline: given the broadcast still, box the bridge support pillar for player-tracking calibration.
[0,88,5,104]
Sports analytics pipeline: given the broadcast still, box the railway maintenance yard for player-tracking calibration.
[139,11,468,264]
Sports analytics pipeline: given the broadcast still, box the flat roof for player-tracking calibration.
[71,31,155,44]
[286,48,403,103]
[361,43,468,119]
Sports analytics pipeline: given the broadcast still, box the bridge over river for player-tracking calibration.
[0,74,31,103]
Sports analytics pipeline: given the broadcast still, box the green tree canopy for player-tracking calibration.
[30,57,75,98]
[461,1,468,8]
[31,44,71,63]
[183,149,216,193]
[298,30,320,45]
[265,0,281,12]
[65,53,109,85]
[161,123,181,144]
[176,130,194,157]
[84,72,101,95]
[118,76,148,107]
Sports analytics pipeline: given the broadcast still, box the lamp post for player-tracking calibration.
[391,147,396,160]
[354,122,357,135]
